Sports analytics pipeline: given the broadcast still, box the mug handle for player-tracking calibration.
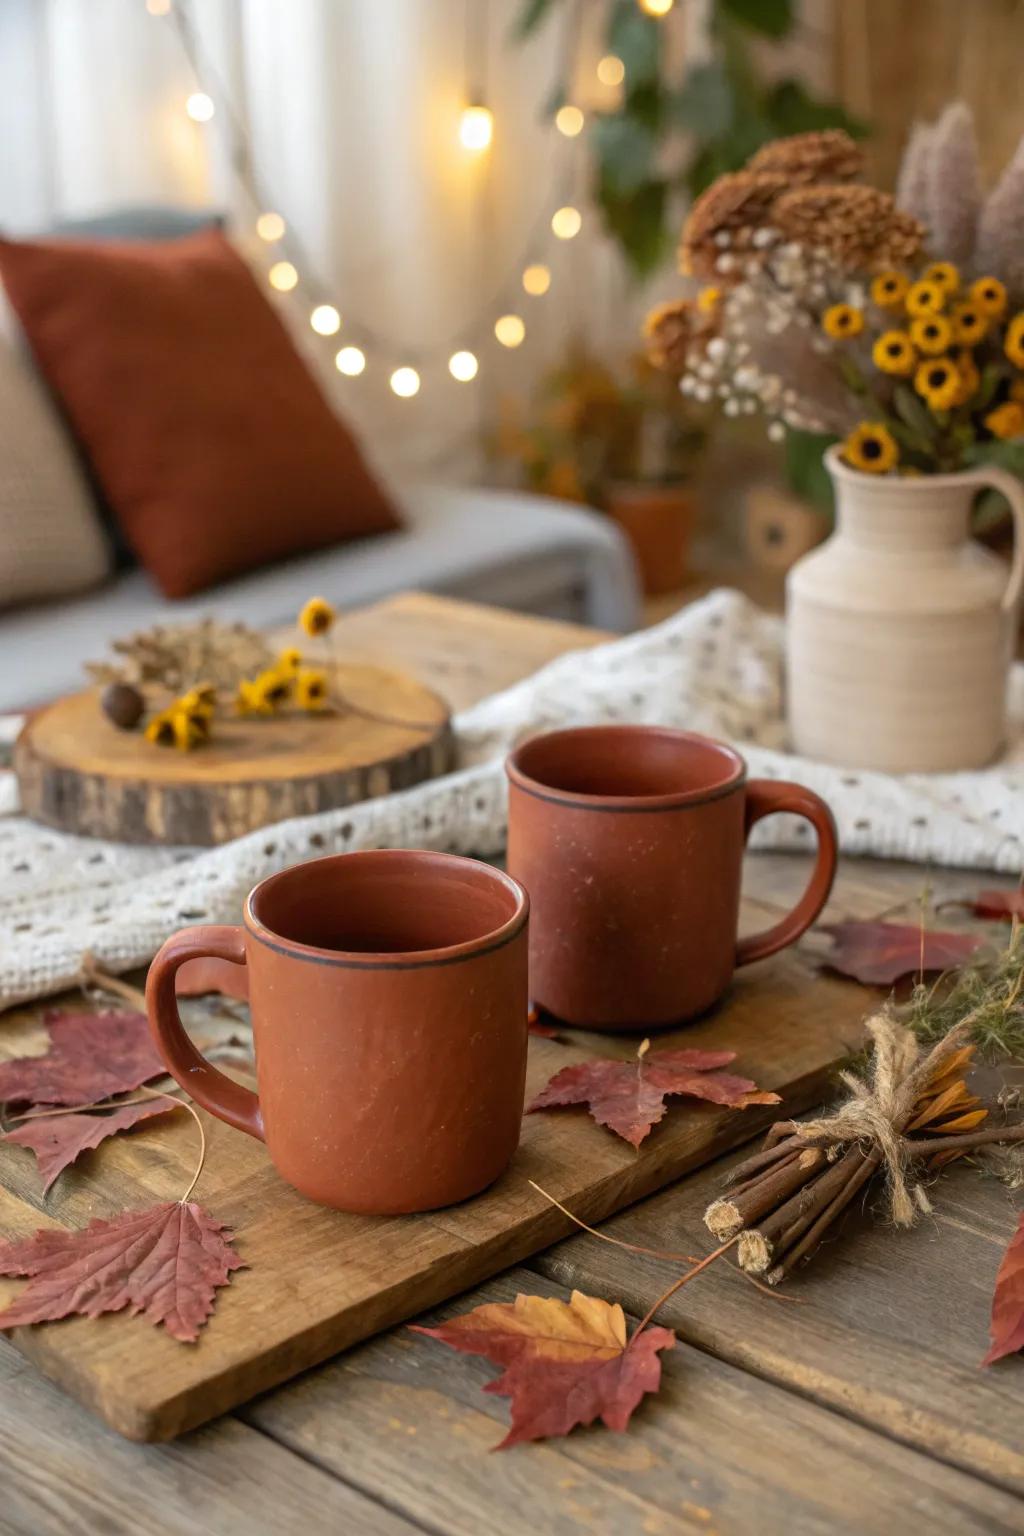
[145,924,264,1141]
[735,781,838,968]
[964,464,1024,615]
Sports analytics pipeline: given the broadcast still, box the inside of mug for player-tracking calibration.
[514,726,743,800]
[249,851,521,955]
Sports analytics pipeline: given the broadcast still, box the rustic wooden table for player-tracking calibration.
[3,592,1022,1536]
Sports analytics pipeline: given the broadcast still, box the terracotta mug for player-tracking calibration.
[146,849,530,1213]
[506,725,837,1030]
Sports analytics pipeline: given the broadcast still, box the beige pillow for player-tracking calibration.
[0,332,111,608]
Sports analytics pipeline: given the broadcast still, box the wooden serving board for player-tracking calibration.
[14,663,452,846]
[0,921,870,1442]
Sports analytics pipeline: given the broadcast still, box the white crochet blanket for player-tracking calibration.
[1,589,1022,1014]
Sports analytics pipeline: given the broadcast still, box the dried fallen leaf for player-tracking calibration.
[965,890,1024,923]
[983,1212,1024,1367]
[413,1290,674,1447]
[0,1011,165,1108]
[0,1200,244,1342]
[818,921,983,986]
[3,1100,178,1194]
[528,1045,779,1147]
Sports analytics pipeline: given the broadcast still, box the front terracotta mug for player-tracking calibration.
[506,725,837,1030]
[146,849,530,1213]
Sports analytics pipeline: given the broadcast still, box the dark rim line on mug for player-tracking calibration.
[507,725,746,813]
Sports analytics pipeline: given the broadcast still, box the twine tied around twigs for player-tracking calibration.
[791,1013,972,1226]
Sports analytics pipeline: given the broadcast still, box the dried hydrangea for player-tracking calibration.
[747,129,863,186]
[679,171,788,279]
[772,185,925,271]
[644,298,718,373]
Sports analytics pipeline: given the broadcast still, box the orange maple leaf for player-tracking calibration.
[413,1290,674,1447]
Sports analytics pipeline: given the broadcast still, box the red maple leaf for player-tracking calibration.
[413,1290,674,1447]
[3,1100,177,1194]
[527,1045,779,1147]
[818,922,984,986]
[983,1212,1024,1367]
[966,890,1024,922]
[0,1200,244,1342]
[0,1011,165,1108]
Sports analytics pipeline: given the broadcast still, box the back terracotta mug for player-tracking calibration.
[506,725,837,1030]
[146,849,530,1213]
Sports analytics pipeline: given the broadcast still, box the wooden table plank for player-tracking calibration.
[0,1338,415,1536]
[531,1152,1024,1500]
[244,1267,1024,1536]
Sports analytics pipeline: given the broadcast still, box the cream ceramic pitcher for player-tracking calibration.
[786,445,1024,772]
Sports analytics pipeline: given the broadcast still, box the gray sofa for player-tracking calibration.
[2,482,639,708]
[1,207,640,709]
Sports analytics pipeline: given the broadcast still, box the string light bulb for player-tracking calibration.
[522,263,551,296]
[449,350,479,382]
[390,366,421,398]
[555,104,584,137]
[551,206,582,240]
[335,346,366,376]
[459,105,494,151]
[268,260,298,292]
[146,0,171,15]
[596,55,625,86]
[494,314,525,348]
[638,0,674,13]
[256,211,286,242]
[310,304,341,336]
[185,92,215,122]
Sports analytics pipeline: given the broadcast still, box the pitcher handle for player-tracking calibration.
[970,464,1024,614]
[146,924,264,1140]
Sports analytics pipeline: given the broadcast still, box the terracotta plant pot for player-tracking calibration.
[787,446,1024,771]
[146,849,530,1213]
[607,481,695,596]
[506,725,837,1031]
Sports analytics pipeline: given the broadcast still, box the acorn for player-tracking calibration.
[101,682,145,731]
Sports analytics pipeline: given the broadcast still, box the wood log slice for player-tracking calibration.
[14,663,453,846]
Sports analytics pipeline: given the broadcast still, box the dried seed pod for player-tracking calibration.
[680,171,788,279]
[747,129,864,186]
[100,682,145,731]
[772,184,925,271]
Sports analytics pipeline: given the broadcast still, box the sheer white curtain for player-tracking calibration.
[0,0,641,475]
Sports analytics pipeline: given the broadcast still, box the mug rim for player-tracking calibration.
[506,724,746,812]
[244,848,529,970]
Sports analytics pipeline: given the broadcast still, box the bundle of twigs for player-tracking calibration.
[704,1012,1024,1285]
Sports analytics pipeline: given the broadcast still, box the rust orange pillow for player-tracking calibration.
[0,229,401,598]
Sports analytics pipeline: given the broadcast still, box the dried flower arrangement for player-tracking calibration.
[646,107,1024,480]
[88,598,336,750]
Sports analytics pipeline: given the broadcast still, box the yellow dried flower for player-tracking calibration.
[1005,315,1024,368]
[1010,376,1024,404]
[236,669,291,716]
[905,279,946,317]
[922,261,960,295]
[145,706,204,751]
[696,286,721,313]
[296,668,329,711]
[909,314,953,356]
[985,401,1024,440]
[299,597,336,638]
[277,647,303,674]
[746,129,864,185]
[951,301,989,346]
[872,331,916,376]
[870,270,909,308]
[822,303,864,339]
[970,276,1007,319]
[914,357,960,412]
[179,683,216,719]
[843,422,898,474]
